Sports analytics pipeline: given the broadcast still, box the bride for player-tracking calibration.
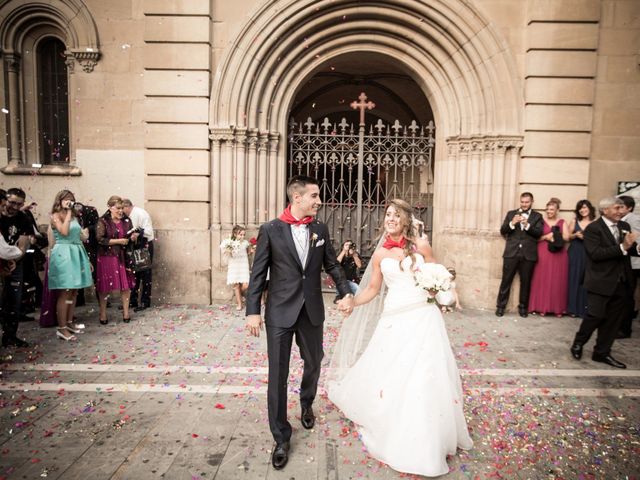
[329,199,473,477]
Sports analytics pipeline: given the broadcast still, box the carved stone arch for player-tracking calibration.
[211,0,522,137]
[0,0,101,72]
[208,0,525,307]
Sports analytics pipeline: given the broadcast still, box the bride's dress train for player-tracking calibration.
[328,254,473,477]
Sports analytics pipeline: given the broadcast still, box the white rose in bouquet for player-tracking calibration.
[414,262,453,303]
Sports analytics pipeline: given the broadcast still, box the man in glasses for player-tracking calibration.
[0,188,33,347]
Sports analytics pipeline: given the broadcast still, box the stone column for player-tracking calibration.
[234,128,247,226]
[218,129,235,230]
[267,132,280,218]
[246,129,259,228]
[257,132,269,223]
[4,54,22,165]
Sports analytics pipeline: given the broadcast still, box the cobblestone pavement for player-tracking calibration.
[0,300,638,479]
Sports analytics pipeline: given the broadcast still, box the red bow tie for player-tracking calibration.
[382,236,406,250]
[279,205,313,226]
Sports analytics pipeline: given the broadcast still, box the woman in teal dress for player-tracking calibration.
[49,190,93,340]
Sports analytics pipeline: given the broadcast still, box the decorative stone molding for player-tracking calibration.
[446,135,524,154]
[66,49,101,73]
[208,128,235,144]
[0,163,81,176]
[3,52,20,72]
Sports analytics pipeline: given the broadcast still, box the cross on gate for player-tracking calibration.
[350,92,375,126]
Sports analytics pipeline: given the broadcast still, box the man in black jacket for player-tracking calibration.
[245,176,353,470]
[495,192,544,317]
[570,197,639,368]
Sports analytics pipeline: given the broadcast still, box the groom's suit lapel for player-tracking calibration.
[304,221,320,271]
[278,220,304,271]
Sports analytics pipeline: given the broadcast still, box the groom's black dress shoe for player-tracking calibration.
[271,441,290,470]
[495,307,504,317]
[518,307,528,318]
[301,406,315,430]
[592,354,626,369]
[570,343,583,360]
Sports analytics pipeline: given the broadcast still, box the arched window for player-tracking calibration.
[0,0,100,175]
[37,37,69,164]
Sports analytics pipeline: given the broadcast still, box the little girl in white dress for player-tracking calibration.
[221,225,252,310]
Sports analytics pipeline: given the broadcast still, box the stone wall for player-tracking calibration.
[0,0,638,308]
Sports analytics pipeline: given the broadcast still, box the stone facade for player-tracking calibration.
[0,0,638,308]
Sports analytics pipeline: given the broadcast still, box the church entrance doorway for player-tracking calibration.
[286,52,436,257]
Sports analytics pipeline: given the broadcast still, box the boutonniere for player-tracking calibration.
[311,233,318,246]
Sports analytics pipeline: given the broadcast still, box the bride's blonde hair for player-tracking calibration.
[383,199,418,271]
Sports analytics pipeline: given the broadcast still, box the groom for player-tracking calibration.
[245,175,354,470]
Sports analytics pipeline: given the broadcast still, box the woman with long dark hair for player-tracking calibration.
[566,199,596,317]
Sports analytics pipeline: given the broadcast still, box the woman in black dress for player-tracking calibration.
[566,199,596,317]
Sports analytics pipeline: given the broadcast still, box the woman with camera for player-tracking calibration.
[337,240,362,294]
[96,195,137,325]
[47,190,93,340]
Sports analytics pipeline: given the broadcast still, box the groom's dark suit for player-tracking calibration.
[574,218,638,356]
[246,218,350,444]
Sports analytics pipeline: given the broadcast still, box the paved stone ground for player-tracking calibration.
[0,299,638,480]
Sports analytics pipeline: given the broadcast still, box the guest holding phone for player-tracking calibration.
[48,190,93,340]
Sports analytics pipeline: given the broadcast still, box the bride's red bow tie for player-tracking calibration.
[279,205,314,226]
[382,236,406,250]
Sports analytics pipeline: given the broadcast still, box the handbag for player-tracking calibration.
[127,246,152,272]
[547,225,564,253]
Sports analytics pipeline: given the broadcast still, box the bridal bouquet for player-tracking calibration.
[414,262,453,303]
[220,238,247,256]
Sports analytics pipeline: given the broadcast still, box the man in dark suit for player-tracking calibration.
[570,197,639,368]
[246,175,353,470]
[495,192,544,317]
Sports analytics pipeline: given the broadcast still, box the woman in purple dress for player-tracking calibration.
[566,200,595,317]
[96,196,138,324]
[528,198,570,316]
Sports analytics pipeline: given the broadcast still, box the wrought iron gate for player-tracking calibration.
[287,115,435,258]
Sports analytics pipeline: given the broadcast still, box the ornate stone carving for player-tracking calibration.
[209,128,236,143]
[446,135,524,155]
[68,50,100,73]
[3,53,20,72]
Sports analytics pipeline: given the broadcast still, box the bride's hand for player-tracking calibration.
[336,297,354,316]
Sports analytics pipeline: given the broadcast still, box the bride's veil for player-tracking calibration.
[326,235,387,391]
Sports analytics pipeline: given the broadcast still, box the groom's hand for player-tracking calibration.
[337,295,354,315]
[246,314,264,337]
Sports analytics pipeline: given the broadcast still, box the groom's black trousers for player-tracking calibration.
[266,305,323,444]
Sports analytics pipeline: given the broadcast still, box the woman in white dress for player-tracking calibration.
[328,199,473,477]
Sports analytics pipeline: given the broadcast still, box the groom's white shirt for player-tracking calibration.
[291,224,309,267]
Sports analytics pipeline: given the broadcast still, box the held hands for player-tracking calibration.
[246,314,264,337]
[337,295,355,316]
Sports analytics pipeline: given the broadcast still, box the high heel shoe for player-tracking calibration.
[122,316,131,323]
[99,318,108,325]
[66,324,83,334]
[56,328,76,341]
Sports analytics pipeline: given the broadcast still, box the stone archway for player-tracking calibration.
[209,0,524,306]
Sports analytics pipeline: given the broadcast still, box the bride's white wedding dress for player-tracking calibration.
[328,254,473,477]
